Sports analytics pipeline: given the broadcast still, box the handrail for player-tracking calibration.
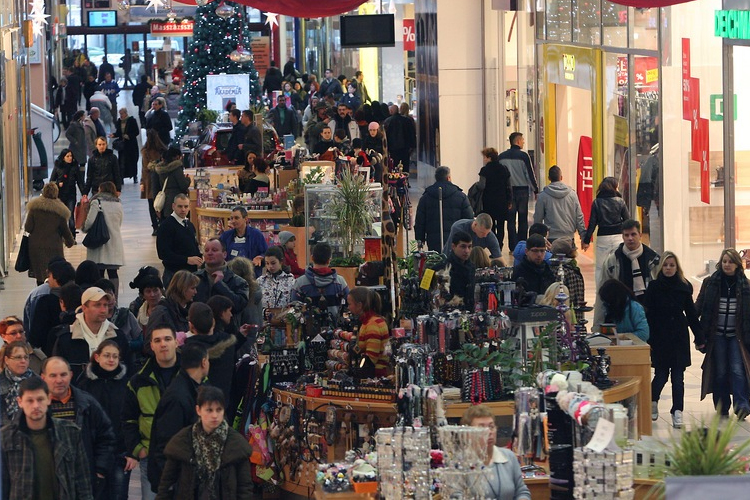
[30,103,61,143]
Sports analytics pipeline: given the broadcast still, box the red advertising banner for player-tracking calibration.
[615,56,658,90]
[682,38,691,120]
[403,19,415,51]
[150,20,194,37]
[697,117,710,204]
[577,136,594,226]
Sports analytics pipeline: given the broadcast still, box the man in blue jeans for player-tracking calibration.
[499,132,538,250]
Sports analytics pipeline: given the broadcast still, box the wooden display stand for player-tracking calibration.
[605,334,652,436]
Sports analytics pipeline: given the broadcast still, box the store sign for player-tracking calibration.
[251,36,270,78]
[562,53,576,81]
[205,74,251,111]
[682,38,691,120]
[710,94,737,121]
[150,20,194,37]
[616,56,658,90]
[694,117,710,204]
[403,19,415,51]
[576,136,593,226]
[715,10,750,39]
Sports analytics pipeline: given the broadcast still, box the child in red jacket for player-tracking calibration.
[279,231,305,278]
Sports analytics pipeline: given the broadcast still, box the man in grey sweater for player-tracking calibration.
[442,214,501,259]
[533,165,587,247]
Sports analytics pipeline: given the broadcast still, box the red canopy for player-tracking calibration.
[610,0,694,6]
[176,0,367,17]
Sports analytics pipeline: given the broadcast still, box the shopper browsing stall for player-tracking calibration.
[461,404,531,500]
[349,287,390,377]
[258,246,295,309]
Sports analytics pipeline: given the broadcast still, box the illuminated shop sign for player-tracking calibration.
[562,54,575,81]
[715,10,750,39]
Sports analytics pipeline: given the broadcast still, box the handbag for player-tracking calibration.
[14,234,31,272]
[74,195,90,230]
[82,201,111,248]
[111,138,125,152]
[153,176,170,213]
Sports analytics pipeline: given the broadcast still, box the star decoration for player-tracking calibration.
[29,0,50,37]
[146,0,165,13]
[264,12,278,29]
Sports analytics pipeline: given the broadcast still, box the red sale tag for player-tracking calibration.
[403,19,415,51]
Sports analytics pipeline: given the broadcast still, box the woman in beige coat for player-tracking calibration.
[24,183,75,284]
[83,181,124,292]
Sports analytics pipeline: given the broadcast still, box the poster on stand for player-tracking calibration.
[206,74,251,112]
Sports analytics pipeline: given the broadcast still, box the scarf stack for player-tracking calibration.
[622,244,646,296]
[192,419,229,499]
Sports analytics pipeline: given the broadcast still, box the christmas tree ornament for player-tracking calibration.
[214,2,233,19]
[229,45,252,62]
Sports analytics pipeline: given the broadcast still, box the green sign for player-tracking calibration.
[715,10,750,39]
[710,94,738,121]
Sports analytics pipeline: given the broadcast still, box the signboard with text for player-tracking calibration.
[250,36,270,78]
[682,38,691,120]
[150,20,194,37]
[206,74,251,111]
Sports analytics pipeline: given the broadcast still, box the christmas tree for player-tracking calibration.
[175,1,260,142]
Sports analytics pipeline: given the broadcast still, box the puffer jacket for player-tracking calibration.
[583,192,630,244]
[84,148,122,195]
[155,159,190,217]
[414,181,474,252]
[534,181,586,240]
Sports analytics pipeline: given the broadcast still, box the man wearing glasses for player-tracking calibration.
[512,233,556,295]
[0,316,46,373]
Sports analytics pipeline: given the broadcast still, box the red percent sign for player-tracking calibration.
[403,19,415,51]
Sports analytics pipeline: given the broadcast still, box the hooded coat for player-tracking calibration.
[643,275,701,369]
[24,196,75,281]
[414,181,474,252]
[534,181,586,240]
[82,192,124,267]
[84,147,122,195]
[291,267,350,317]
[155,424,253,500]
[155,159,190,217]
[77,362,129,454]
[184,333,237,403]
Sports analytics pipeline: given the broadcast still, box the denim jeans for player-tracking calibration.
[651,366,685,413]
[139,457,156,500]
[507,186,530,249]
[712,334,750,414]
[107,455,131,500]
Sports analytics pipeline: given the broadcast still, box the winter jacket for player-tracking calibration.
[559,262,586,308]
[77,362,130,454]
[146,107,173,147]
[225,121,247,164]
[29,292,64,354]
[84,148,122,195]
[24,196,75,282]
[145,297,190,337]
[415,181,474,252]
[83,193,125,267]
[442,219,501,259]
[582,192,630,244]
[52,313,130,382]
[283,246,305,278]
[65,120,88,165]
[114,115,140,179]
[155,424,253,500]
[291,267,349,317]
[498,145,538,193]
[194,265,250,314]
[155,159,190,217]
[50,158,80,204]
[432,252,476,309]
[478,160,512,216]
[593,243,660,330]
[512,241,552,270]
[695,270,750,400]
[148,370,201,491]
[534,181,586,241]
[156,215,201,275]
[52,386,117,484]
[318,77,343,100]
[2,414,93,500]
[0,370,39,423]
[383,113,416,151]
[258,270,295,308]
[604,300,649,342]
[267,105,299,137]
[643,276,701,369]
[184,333,236,402]
[122,356,178,458]
[82,117,98,158]
[55,84,78,113]
[512,256,556,295]
[141,146,166,199]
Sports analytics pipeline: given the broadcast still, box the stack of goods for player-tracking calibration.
[376,426,432,500]
[325,329,353,372]
[434,426,490,499]
[572,448,634,499]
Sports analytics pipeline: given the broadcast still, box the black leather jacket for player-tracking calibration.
[583,193,630,244]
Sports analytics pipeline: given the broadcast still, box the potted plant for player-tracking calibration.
[329,169,375,287]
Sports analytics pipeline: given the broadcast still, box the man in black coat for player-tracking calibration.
[132,75,151,127]
[147,343,209,492]
[384,107,416,172]
[432,231,476,310]
[262,60,283,96]
[42,356,117,496]
[241,109,263,157]
[319,68,343,101]
[414,166,473,252]
[512,234,556,295]
[156,194,203,288]
[145,97,173,146]
[224,109,246,164]
[55,78,79,129]
[267,94,298,138]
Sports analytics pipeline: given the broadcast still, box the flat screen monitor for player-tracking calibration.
[340,14,395,48]
[88,10,117,28]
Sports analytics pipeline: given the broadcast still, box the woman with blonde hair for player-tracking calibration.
[24,182,75,284]
[696,248,750,420]
[644,251,701,428]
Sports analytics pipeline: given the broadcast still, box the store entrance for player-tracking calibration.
[554,84,593,196]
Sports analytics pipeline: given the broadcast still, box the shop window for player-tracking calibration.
[536,0,546,40]
[572,0,600,45]
[601,0,627,47]
[631,8,658,50]
[546,0,572,42]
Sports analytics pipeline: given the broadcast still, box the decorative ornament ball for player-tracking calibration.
[195,0,209,5]
[214,2,234,19]
[194,48,199,53]
[229,46,252,63]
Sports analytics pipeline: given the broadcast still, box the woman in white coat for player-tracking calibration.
[83,180,125,293]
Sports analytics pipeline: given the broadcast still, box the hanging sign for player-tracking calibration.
[403,19,415,51]
[696,118,710,204]
[206,74,251,111]
[150,20,194,37]
[576,136,594,226]
[682,38,691,120]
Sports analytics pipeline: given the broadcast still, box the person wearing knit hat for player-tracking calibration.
[512,234,556,295]
[278,231,304,278]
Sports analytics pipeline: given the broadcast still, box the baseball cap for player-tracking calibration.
[551,238,574,257]
[81,287,108,305]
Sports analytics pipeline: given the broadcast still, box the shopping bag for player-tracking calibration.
[74,195,90,229]
[82,203,110,248]
[153,177,169,213]
[14,234,31,272]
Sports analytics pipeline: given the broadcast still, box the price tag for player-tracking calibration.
[420,269,435,290]
[585,418,616,453]
[446,354,453,361]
